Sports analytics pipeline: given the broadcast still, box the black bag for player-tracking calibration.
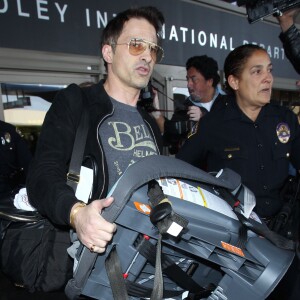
[0,88,89,292]
[0,202,73,292]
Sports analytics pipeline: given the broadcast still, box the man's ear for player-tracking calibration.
[102,45,113,64]
[207,78,214,87]
[228,74,239,91]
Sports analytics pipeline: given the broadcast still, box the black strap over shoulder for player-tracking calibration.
[67,88,90,191]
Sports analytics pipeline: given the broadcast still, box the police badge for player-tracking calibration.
[276,122,290,144]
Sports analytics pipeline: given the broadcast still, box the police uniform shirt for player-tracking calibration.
[176,98,300,217]
[0,120,32,193]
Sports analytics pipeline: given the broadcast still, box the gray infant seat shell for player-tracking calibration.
[65,155,294,300]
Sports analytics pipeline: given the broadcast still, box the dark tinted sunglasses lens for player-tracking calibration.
[128,40,146,56]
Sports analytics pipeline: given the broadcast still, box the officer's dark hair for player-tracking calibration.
[185,55,220,88]
[224,44,267,95]
[101,6,165,71]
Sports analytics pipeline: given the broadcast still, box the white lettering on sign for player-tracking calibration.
[85,8,90,27]
[163,23,284,61]
[166,25,234,51]
[191,29,195,44]
[180,27,188,43]
[169,25,179,41]
[0,0,8,13]
[85,9,117,28]
[17,0,29,17]
[243,40,285,60]
[55,3,67,23]
[0,2,287,63]
[198,31,206,46]
[37,0,49,20]
[0,0,68,22]
[97,10,107,28]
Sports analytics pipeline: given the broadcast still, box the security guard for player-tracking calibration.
[176,44,300,219]
[0,120,32,194]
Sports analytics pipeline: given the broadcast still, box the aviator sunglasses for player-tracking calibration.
[111,38,164,63]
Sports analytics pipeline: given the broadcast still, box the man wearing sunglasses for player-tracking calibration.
[27,5,164,263]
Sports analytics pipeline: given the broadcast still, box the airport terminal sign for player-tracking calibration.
[0,0,298,78]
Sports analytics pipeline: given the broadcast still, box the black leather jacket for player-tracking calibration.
[279,24,300,74]
[27,81,163,226]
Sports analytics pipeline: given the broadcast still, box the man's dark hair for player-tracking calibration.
[101,6,165,70]
[186,55,220,88]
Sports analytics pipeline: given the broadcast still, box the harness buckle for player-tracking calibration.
[67,172,80,183]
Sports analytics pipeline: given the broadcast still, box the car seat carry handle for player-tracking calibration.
[65,155,238,300]
[103,155,235,223]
